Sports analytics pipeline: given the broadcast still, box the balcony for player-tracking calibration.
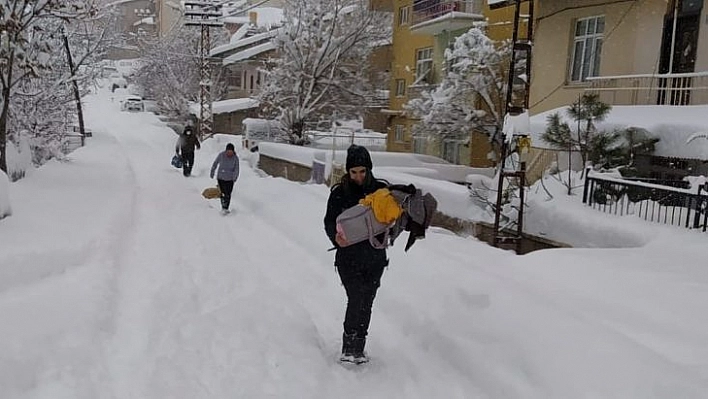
[410,0,484,36]
[585,71,708,106]
[369,0,393,12]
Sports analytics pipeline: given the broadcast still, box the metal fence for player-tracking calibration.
[582,173,708,232]
[412,0,480,25]
[585,71,708,106]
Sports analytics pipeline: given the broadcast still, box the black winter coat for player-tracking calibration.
[176,134,201,153]
[324,179,388,268]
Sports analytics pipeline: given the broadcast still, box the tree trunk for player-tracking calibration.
[291,120,305,145]
[63,34,86,146]
[0,48,14,174]
[0,92,8,174]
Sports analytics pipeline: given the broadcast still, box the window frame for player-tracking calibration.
[394,125,406,143]
[395,79,406,97]
[442,139,460,164]
[413,136,426,154]
[568,15,605,83]
[398,6,410,26]
[415,47,434,85]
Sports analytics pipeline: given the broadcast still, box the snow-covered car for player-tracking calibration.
[121,96,144,112]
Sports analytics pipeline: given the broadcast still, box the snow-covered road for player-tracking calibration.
[1,88,707,398]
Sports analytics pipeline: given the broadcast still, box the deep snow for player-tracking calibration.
[1,88,707,398]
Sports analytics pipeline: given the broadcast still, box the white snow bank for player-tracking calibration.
[530,105,708,159]
[3,85,708,397]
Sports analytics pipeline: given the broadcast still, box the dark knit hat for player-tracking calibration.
[346,145,372,171]
[226,143,235,151]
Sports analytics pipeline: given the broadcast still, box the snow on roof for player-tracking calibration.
[223,41,276,65]
[210,28,280,57]
[106,0,143,7]
[189,98,259,116]
[529,104,708,160]
[223,7,284,28]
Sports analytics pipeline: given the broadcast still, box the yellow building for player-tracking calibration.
[379,0,526,167]
[530,0,708,114]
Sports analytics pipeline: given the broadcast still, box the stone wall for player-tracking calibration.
[258,154,313,182]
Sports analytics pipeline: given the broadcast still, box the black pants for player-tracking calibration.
[182,152,195,176]
[217,179,235,210]
[337,262,386,338]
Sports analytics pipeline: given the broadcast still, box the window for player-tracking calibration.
[395,79,406,97]
[442,140,460,164]
[413,137,426,154]
[228,69,242,88]
[398,6,410,25]
[394,125,405,142]
[569,16,604,82]
[415,48,434,84]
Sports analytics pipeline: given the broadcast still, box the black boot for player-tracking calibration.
[341,332,356,358]
[351,336,369,364]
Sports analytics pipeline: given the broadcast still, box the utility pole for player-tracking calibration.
[490,0,535,253]
[62,33,86,147]
[184,1,223,140]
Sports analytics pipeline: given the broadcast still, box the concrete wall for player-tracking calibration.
[258,154,313,182]
[695,1,708,73]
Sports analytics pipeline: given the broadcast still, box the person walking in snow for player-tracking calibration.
[175,126,200,177]
[323,145,389,364]
[210,143,240,215]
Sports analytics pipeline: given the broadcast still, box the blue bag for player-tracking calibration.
[171,154,183,168]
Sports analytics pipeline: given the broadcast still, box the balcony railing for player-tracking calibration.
[411,0,482,29]
[585,71,708,106]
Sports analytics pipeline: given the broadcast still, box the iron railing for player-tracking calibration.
[582,172,708,232]
[585,71,708,106]
[412,0,480,25]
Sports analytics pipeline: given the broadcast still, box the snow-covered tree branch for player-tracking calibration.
[406,28,510,145]
[258,0,391,145]
[0,0,100,174]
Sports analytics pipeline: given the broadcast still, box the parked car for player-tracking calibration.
[110,73,128,92]
[121,96,144,112]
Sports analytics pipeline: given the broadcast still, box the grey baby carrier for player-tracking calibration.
[336,204,391,249]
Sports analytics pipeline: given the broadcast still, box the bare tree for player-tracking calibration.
[135,25,227,123]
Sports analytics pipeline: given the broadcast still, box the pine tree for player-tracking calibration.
[542,94,659,177]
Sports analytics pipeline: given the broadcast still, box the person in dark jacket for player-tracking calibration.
[324,145,388,365]
[210,143,240,214]
[175,126,200,177]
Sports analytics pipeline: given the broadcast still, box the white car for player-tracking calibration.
[121,96,144,112]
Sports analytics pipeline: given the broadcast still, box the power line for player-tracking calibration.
[529,0,643,110]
